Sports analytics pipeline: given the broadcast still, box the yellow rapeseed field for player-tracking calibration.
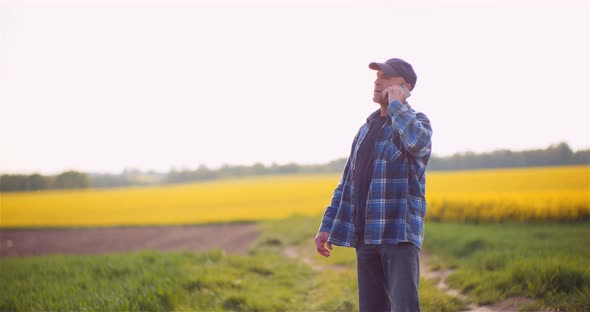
[1,165,588,227]
[426,165,589,222]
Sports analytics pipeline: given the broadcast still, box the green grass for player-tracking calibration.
[0,249,322,312]
[423,222,590,311]
[0,215,463,312]
[4,217,585,311]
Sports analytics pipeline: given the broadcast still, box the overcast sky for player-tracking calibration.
[2,0,589,174]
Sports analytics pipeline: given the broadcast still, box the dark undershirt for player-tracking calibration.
[354,115,388,236]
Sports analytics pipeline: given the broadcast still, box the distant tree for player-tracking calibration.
[573,149,590,164]
[53,171,89,189]
[552,142,574,162]
[89,173,133,188]
[427,142,585,171]
[0,175,28,191]
[251,163,269,175]
[195,165,217,180]
[26,173,48,190]
[272,162,300,174]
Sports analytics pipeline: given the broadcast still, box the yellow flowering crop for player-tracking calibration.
[1,165,588,227]
[1,174,338,227]
[426,165,589,222]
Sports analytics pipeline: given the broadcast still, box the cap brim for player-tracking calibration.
[368,62,401,77]
[368,62,383,70]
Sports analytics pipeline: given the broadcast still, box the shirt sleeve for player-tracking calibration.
[318,157,351,233]
[318,133,358,233]
[387,100,433,158]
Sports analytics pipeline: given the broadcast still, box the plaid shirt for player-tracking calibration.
[319,99,433,249]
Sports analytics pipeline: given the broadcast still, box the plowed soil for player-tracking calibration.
[0,223,261,257]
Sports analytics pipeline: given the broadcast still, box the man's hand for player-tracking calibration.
[314,232,332,257]
[382,84,410,104]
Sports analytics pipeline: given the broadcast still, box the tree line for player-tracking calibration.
[1,142,588,192]
[428,142,588,171]
[1,171,90,192]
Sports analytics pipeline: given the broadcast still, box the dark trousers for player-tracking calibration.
[355,236,421,312]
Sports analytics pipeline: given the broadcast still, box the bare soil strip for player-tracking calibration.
[0,223,260,257]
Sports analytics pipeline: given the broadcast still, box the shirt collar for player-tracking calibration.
[365,100,409,123]
[366,108,388,124]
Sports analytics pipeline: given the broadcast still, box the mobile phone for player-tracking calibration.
[400,84,411,98]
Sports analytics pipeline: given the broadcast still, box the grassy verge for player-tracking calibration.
[0,215,464,312]
[423,222,590,311]
[0,248,325,311]
[0,217,590,311]
[10,217,585,311]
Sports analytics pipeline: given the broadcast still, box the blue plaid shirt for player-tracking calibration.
[319,99,433,249]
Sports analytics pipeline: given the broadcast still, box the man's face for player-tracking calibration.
[373,70,407,105]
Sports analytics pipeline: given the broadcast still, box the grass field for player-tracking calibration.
[0,248,320,311]
[422,222,590,311]
[0,216,465,312]
[2,216,588,311]
[2,165,589,227]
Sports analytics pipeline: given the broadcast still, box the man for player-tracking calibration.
[314,58,432,312]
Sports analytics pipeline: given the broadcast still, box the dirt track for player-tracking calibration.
[0,223,261,257]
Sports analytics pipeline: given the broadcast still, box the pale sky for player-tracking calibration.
[2,0,589,174]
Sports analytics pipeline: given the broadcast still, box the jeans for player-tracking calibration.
[355,236,421,312]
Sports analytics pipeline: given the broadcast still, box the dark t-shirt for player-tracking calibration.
[354,115,388,236]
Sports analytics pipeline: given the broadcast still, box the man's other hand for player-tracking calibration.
[314,232,332,257]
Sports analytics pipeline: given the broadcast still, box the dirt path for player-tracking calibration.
[420,251,544,312]
[0,223,261,257]
[284,246,543,312]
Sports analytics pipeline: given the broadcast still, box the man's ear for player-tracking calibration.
[406,83,413,91]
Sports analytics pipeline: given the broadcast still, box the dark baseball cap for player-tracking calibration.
[369,58,417,90]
